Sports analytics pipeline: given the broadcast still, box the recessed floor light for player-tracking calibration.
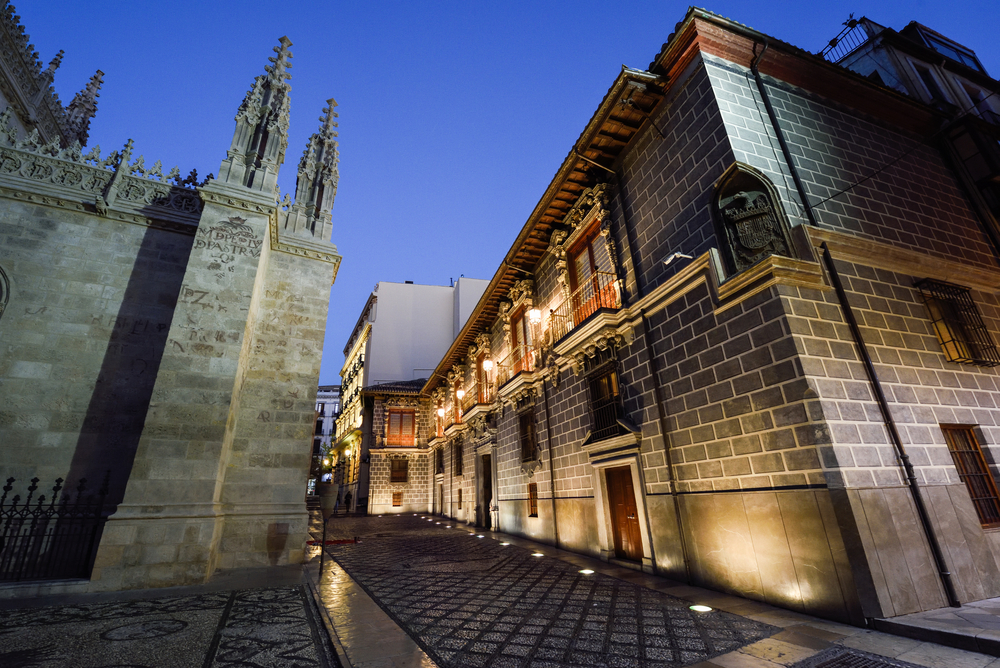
[500,542,510,546]
[579,569,595,575]
[532,553,544,557]
[689,605,713,612]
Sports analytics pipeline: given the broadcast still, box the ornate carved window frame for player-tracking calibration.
[547,183,621,302]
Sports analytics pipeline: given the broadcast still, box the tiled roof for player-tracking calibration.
[362,379,427,395]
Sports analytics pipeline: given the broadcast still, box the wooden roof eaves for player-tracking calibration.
[420,67,668,397]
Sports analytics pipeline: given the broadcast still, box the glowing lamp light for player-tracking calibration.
[344,448,352,457]
[689,605,713,613]
[500,542,510,546]
[528,308,542,325]
[437,408,446,417]
[477,535,484,538]
[532,552,544,557]
[482,359,494,372]
[456,389,465,400]
[322,458,330,466]
[579,569,595,575]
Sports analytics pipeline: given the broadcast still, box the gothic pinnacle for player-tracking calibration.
[44,50,63,77]
[320,98,339,133]
[266,36,293,90]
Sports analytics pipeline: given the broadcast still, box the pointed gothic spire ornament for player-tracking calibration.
[64,70,102,147]
[216,36,293,195]
[283,98,339,240]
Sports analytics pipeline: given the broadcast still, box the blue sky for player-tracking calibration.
[19,1,1000,384]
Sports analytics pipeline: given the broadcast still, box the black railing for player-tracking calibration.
[0,474,110,582]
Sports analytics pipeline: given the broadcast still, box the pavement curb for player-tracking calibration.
[304,563,354,668]
[874,616,1000,658]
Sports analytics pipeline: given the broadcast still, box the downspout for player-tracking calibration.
[820,242,960,608]
[750,39,819,228]
[542,380,560,550]
[613,169,691,581]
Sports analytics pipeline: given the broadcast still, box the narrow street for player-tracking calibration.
[310,515,1000,668]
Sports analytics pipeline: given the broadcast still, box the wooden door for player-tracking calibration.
[482,455,493,529]
[606,466,643,562]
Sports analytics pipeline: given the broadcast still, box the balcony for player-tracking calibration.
[497,343,537,388]
[550,271,620,343]
[460,378,493,413]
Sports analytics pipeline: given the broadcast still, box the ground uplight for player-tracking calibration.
[579,569,595,575]
[689,605,713,612]
[500,542,510,546]
[532,553,544,557]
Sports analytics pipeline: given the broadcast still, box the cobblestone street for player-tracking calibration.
[316,515,775,668]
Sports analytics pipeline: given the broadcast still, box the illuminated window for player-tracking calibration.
[390,458,408,483]
[387,409,415,446]
[916,279,1000,366]
[392,492,402,507]
[942,426,1000,528]
[528,483,538,518]
[569,223,617,324]
[519,410,537,463]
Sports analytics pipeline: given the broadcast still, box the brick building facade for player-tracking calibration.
[420,9,1000,624]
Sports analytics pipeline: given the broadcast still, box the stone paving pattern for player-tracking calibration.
[321,515,777,667]
[0,585,337,667]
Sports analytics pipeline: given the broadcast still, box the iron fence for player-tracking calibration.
[0,474,110,582]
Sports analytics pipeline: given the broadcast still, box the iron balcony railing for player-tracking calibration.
[1,474,110,583]
[550,271,621,342]
[497,343,536,387]
[460,378,493,411]
[821,19,867,63]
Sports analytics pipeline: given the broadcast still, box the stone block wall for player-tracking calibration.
[0,196,193,505]
[616,55,734,297]
[368,451,430,514]
[783,248,1000,616]
[702,54,997,271]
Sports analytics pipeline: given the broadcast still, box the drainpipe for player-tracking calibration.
[542,380,560,550]
[820,242,960,608]
[750,39,819,228]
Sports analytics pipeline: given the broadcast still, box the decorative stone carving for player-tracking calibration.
[548,183,621,297]
[0,109,202,223]
[713,162,795,274]
[563,327,633,375]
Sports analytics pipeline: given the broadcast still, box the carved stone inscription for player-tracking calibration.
[194,217,262,279]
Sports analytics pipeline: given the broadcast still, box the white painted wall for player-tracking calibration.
[360,279,489,385]
[453,277,489,339]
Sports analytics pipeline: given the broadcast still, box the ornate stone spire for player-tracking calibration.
[44,50,63,75]
[216,36,293,195]
[30,50,63,108]
[64,70,102,147]
[283,98,339,240]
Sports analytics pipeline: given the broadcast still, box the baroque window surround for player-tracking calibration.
[378,396,421,451]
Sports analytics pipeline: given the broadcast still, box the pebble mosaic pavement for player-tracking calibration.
[0,585,338,667]
[319,515,779,668]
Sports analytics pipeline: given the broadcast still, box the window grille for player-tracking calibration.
[390,458,408,483]
[454,443,463,476]
[916,279,1000,367]
[589,366,624,441]
[528,483,538,518]
[942,426,1000,528]
[392,492,402,507]
[519,410,537,462]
